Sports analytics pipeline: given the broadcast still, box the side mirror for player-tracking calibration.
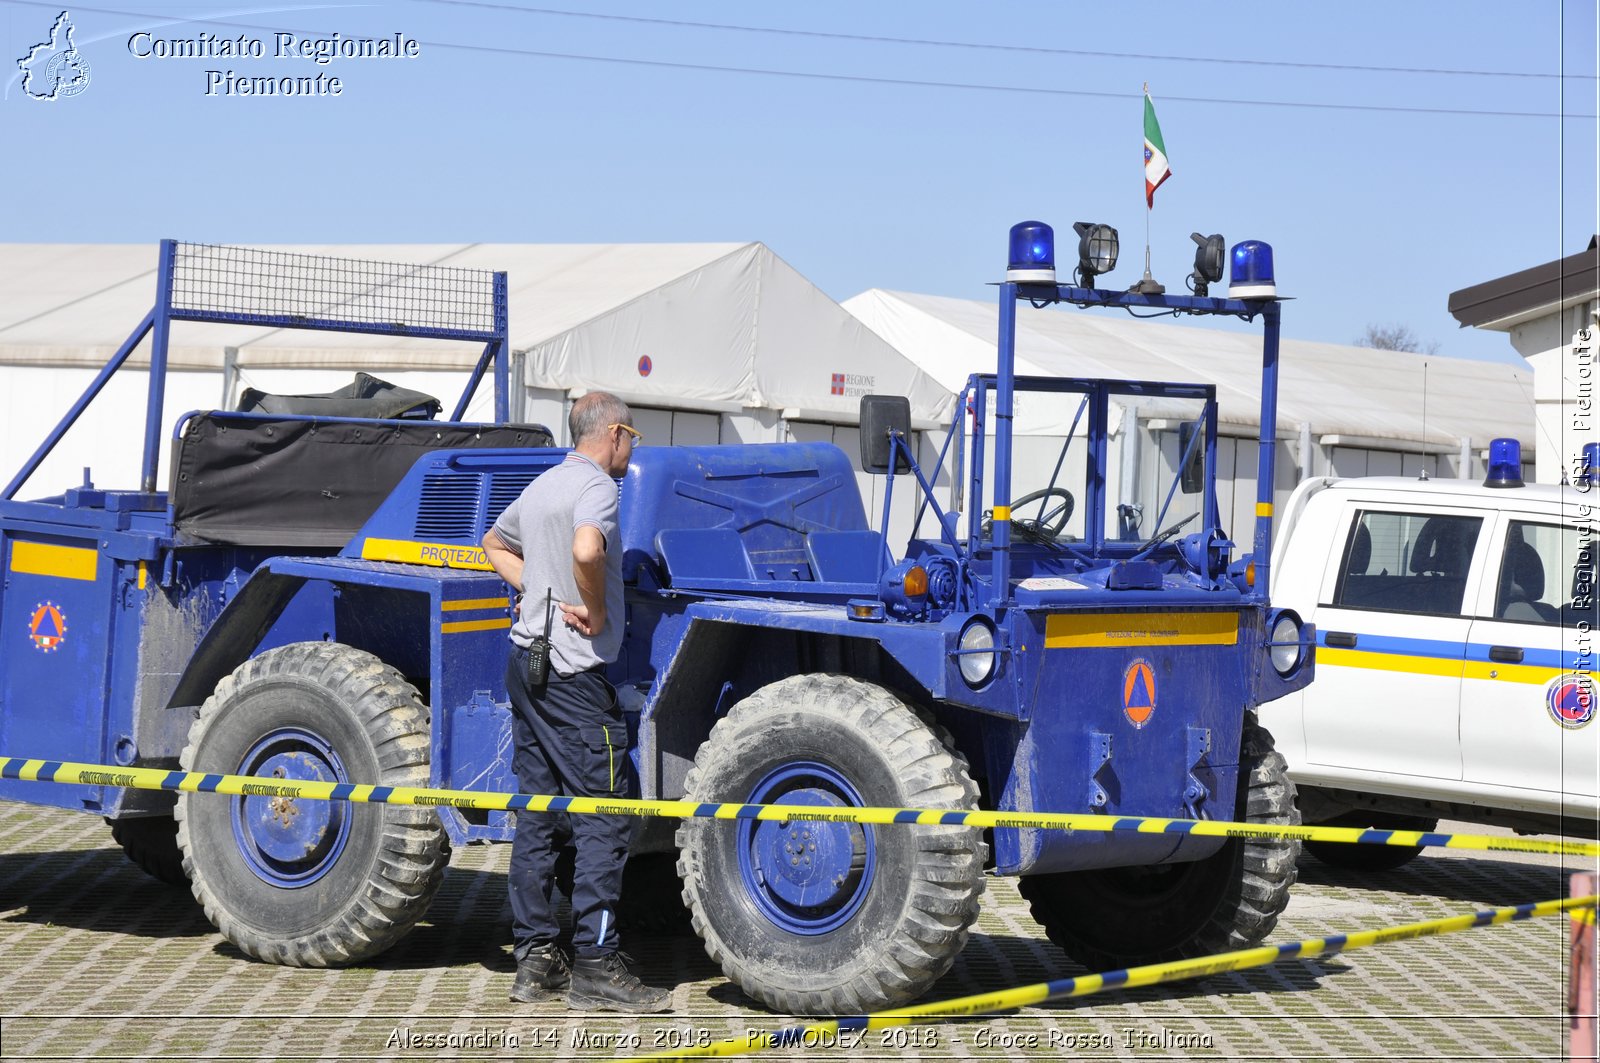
[859,395,911,475]
[1178,419,1205,494]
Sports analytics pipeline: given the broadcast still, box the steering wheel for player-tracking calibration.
[1007,487,1076,538]
[1144,512,1200,551]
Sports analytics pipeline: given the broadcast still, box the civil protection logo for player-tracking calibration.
[1545,673,1596,730]
[17,11,91,101]
[1122,657,1156,729]
[28,602,67,652]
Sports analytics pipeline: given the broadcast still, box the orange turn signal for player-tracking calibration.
[1245,561,1256,588]
[903,565,928,598]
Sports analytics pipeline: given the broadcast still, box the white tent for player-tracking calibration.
[0,244,950,536]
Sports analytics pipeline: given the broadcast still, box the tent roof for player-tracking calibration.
[844,289,1535,453]
[0,242,747,369]
[0,242,951,424]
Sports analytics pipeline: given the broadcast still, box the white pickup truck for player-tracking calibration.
[1263,470,1598,868]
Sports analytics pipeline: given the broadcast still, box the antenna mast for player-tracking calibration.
[1419,360,1430,481]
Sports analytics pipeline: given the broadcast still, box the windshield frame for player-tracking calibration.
[960,373,1219,560]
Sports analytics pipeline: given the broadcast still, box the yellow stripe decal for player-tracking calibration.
[440,617,512,634]
[1256,502,1274,517]
[441,597,510,611]
[6,755,1591,858]
[360,537,492,571]
[10,541,97,582]
[137,561,147,590]
[1045,611,1238,648]
[604,724,615,792]
[992,506,1011,521]
[1329,655,1588,685]
[1319,646,1466,679]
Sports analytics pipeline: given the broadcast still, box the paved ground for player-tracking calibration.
[0,801,1591,1062]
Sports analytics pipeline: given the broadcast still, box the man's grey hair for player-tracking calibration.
[569,391,632,446]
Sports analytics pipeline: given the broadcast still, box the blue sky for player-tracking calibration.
[3,0,1596,364]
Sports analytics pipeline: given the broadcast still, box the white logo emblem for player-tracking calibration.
[18,11,92,101]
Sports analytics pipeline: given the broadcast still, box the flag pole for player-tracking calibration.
[1144,83,1152,276]
[1133,83,1165,295]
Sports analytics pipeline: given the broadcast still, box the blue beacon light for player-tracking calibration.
[1228,240,1276,299]
[1580,442,1600,487]
[1484,437,1524,489]
[1007,221,1056,283]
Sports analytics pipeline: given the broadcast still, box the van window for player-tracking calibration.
[1333,510,1482,615]
[1496,521,1585,625]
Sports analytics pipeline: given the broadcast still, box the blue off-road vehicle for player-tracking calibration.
[0,230,1311,1014]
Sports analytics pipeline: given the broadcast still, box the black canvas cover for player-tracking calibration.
[172,412,553,547]
[236,372,444,420]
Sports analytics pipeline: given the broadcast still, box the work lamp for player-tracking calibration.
[1189,232,1225,296]
[1073,222,1119,284]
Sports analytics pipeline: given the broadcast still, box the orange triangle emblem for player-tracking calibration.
[28,602,67,652]
[1122,659,1156,728]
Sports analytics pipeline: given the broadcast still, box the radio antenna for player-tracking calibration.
[1418,360,1430,481]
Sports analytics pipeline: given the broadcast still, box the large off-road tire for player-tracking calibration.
[1306,812,1435,871]
[175,642,449,967]
[1019,714,1299,971]
[108,815,187,887]
[676,674,986,1015]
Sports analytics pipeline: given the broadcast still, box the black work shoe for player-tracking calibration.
[567,951,671,1013]
[510,944,571,1003]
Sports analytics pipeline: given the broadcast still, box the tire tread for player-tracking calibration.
[175,642,449,968]
[675,674,986,1014]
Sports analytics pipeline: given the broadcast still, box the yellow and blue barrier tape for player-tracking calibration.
[607,893,1600,1062]
[2,754,1597,858]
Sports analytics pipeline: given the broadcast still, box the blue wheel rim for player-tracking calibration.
[736,761,876,936]
[230,727,353,888]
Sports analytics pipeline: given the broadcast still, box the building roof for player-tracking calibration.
[1447,237,1600,331]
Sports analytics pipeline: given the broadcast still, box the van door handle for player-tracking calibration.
[1324,632,1357,648]
[1489,645,1524,664]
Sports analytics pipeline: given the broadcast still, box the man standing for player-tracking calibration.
[483,391,668,1013]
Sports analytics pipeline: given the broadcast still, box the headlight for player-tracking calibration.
[957,619,997,687]
[1269,611,1303,676]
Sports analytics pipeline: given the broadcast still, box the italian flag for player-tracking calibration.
[1143,90,1171,208]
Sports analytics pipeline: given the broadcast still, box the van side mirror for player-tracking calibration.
[1178,419,1205,495]
[859,395,911,475]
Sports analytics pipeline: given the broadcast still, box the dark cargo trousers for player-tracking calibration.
[505,649,634,961]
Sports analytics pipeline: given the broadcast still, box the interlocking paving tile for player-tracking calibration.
[0,801,1590,1060]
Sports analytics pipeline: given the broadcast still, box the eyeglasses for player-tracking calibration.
[609,423,642,445]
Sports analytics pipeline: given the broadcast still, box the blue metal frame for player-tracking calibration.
[988,282,1278,607]
[5,238,512,502]
[1,311,154,501]
[0,234,1308,891]
[0,241,523,839]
